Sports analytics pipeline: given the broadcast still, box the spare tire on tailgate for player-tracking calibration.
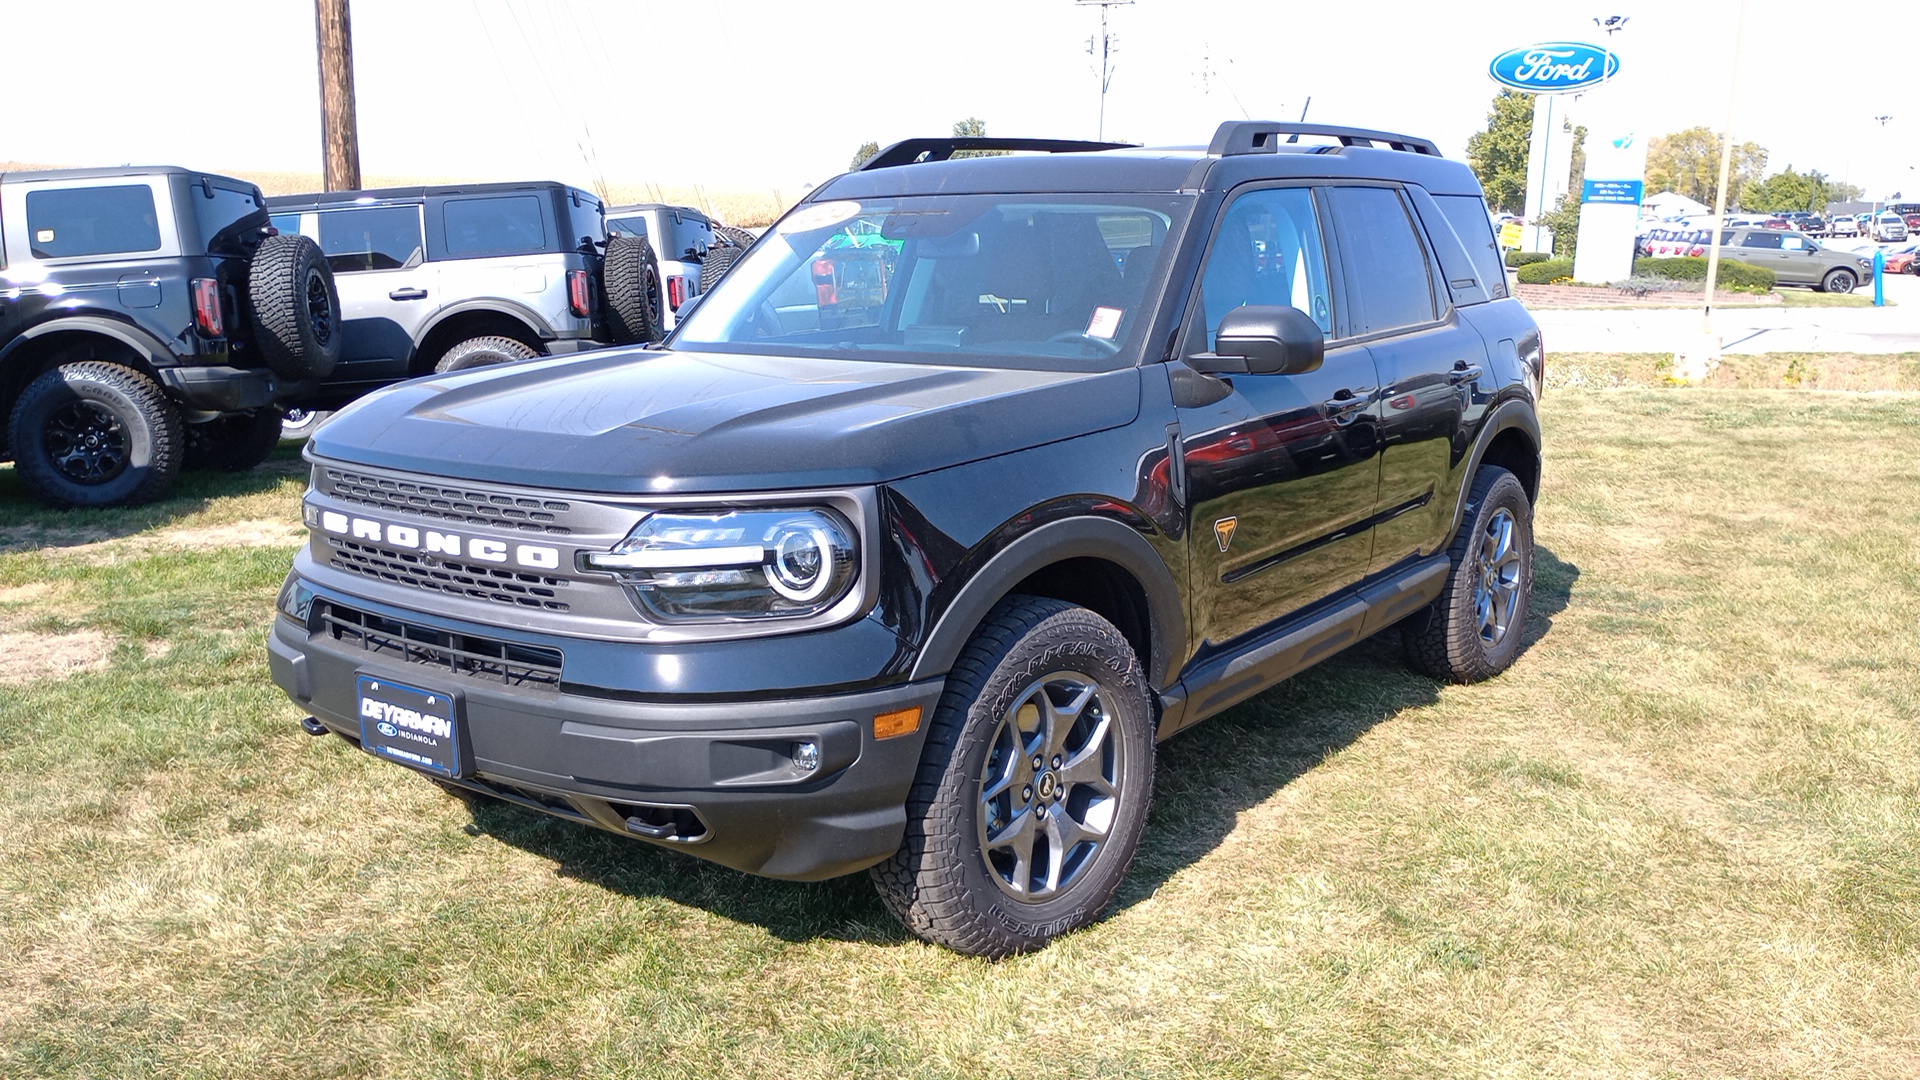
[249,234,342,381]
[602,234,663,344]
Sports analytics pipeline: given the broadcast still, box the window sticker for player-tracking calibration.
[35,230,54,244]
[1086,306,1123,339]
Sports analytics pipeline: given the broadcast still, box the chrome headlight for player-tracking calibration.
[582,508,858,622]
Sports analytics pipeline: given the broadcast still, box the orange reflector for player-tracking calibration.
[873,706,922,740]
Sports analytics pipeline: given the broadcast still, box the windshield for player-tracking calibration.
[672,193,1190,371]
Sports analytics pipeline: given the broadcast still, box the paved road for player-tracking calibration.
[1531,256,1920,354]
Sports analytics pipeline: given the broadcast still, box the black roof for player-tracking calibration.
[0,164,253,186]
[266,180,598,210]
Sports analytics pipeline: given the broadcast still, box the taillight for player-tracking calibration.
[567,269,592,318]
[192,278,224,337]
[665,275,687,311]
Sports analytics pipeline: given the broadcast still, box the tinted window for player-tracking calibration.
[1435,194,1508,300]
[1198,186,1333,346]
[1326,186,1436,335]
[607,215,649,239]
[670,212,713,261]
[192,180,266,256]
[269,213,302,236]
[564,190,603,253]
[1740,231,1782,249]
[26,185,162,259]
[442,195,547,257]
[317,206,424,272]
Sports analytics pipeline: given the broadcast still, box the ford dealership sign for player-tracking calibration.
[1489,42,1619,94]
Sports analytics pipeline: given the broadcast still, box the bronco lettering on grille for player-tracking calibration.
[317,509,562,571]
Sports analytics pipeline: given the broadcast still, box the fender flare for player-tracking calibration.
[908,515,1187,689]
[1448,396,1542,535]
[411,299,556,354]
[0,315,177,373]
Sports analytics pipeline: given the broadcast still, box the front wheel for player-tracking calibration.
[1403,465,1534,684]
[1820,268,1857,294]
[871,597,1155,957]
[8,361,182,508]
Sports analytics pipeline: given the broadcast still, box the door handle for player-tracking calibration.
[1322,387,1372,424]
[389,288,428,301]
[1446,363,1483,385]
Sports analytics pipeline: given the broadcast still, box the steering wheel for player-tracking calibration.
[1047,330,1122,356]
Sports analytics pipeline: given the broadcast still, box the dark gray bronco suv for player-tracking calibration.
[270,122,1546,956]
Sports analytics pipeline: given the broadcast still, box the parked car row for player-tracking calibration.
[0,164,760,508]
[1635,224,1875,292]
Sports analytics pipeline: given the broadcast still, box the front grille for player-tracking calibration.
[327,537,571,612]
[322,467,574,535]
[318,601,562,688]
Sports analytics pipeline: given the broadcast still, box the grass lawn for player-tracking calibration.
[2,376,1917,1078]
[1774,290,1888,308]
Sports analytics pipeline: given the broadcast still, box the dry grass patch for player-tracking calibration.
[1549,350,1920,391]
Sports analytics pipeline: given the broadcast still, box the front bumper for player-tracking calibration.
[268,597,942,881]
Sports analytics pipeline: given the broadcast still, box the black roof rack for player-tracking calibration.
[859,137,1137,171]
[1207,122,1440,157]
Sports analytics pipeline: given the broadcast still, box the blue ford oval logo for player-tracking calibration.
[1489,42,1619,94]
[377,721,398,738]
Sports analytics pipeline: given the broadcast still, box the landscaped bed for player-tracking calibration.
[2,370,1916,1078]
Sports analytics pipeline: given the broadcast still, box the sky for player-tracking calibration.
[3,0,1914,203]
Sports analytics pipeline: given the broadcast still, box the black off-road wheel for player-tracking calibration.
[698,243,745,293]
[433,335,540,373]
[1820,268,1857,294]
[871,596,1155,957]
[183,408,285,472]
[1403,465,1534,683]
[602,235,664,344]
[249,234,342,381]
[9,361,183,508]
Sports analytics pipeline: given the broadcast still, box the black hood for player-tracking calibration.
[308,347,1142,493]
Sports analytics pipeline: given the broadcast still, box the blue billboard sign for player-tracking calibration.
[1582,179,1644,205]
[1489,42,1620,94]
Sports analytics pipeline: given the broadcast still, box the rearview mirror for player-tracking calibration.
[1189,305,1325,376]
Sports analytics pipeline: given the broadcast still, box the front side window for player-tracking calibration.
[673,194,1188,371]
[25,184,162,259]
[442,195,547,257]
[1325,186,1437,336]
[1196,186,1333,348]
[317,206,424,272]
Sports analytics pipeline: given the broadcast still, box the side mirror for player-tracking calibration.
[1189,305,1325,376]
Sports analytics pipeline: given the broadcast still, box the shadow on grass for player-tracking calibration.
[0,448,306,554]
[459,546,1580,948]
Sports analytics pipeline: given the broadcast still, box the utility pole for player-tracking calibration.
[1077,0,1132,142]
[315,0,362,191]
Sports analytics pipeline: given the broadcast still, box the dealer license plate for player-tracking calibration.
[356,674,465,778]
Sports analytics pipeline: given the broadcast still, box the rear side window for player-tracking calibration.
[1740,231,1782,249]
[1326,186,1437,336]
[317,206,424,271]
[442,195,547,257]
[1434,194,1508,300]
[25,185,162,259]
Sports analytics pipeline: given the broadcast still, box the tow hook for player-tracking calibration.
[299,716,331,737]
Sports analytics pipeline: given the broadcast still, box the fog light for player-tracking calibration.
[792,740,820,772]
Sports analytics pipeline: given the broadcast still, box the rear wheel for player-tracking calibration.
[279,406,332,441]
[871,597,1155,957]
[433,335,540,373]
[1820,268,1856,294]
[183,408,284,472]
[9,361,182,508]
[1403,466,1534,684]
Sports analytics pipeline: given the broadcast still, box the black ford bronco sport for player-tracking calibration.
[270,123,1545,956]
[2,166,341,508]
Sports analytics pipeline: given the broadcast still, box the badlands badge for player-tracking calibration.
[1213,517,1237,552]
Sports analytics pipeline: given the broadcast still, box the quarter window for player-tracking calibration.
[1197,187,1333,347]
[442,195,547,257]
[317,206,424,272]
[1740,231,1783,250]
[1326,186,1438,335]
[25,185,163,259]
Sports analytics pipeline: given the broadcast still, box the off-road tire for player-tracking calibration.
[871,596,1155,957]
[713,224,758,251]
[433,335,540,373]
[602,235,664,344]
[699,244,745,292]
[1403,466,1534,683]
[1820,268,1856,294]
[249,233,342,381]
[9,361,182,508]
[183,408,284,472]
